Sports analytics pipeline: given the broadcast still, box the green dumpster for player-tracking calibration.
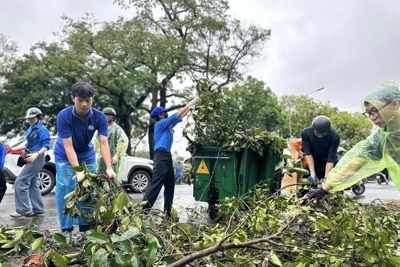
[189,146,282,220]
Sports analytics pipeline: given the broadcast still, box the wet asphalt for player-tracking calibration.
[0,180,399,231]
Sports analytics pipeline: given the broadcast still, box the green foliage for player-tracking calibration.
[222,76,283,132]
[330,111,372,149]
[1,166,400,266]
[279,94,339,138]
[133,150,151,159]
[184,80,287,157]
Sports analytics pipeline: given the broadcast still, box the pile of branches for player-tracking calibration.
[1,164,400,266]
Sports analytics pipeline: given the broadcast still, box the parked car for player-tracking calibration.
[4,136,153,195]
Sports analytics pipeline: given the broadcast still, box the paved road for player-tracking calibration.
[0,180,399,231]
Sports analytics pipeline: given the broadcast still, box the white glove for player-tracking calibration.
[25,152,39,163]
[106,168,116,180]
[187,96,201,107]
[111,155,119,166]
[76,171,86,183]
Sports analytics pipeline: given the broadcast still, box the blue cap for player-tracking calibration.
[151,107,170,118]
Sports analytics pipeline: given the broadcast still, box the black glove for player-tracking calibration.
[307,188,328,202]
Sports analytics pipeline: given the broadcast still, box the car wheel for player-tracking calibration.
[39,169,55,195]
[128,170,150,193]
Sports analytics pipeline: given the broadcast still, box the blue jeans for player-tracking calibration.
[55,162,96,231]
[14,153,45,213]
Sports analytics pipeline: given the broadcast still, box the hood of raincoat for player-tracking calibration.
[326,81,400,191]
[363,80,400,133]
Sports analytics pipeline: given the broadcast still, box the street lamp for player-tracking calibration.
[288,87,325,138]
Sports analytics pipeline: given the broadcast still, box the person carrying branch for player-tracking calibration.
[142,96,200,221]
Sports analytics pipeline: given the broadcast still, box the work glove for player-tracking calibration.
[6,147,12,154]
[111,155,119,166]
[106,168,116,180]
[306,188,328,203]
[309,171,318,188]
[76,171,86,183]
[25,152,39,163]
[187,96,201,107]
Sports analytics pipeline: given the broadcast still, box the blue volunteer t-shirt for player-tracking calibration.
[0,143,5,169]
[24,121,51,151]
[154,113,182,152]
[54,106,108,163]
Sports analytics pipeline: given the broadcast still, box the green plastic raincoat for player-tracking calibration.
[92,123,129,182]
[326,81,400,191]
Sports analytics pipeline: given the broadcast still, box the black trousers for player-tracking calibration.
[142,151,175,216]
[0,169,7,203]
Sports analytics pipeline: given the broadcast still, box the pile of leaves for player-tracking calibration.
[183,80,287,157]
[1,164,400,266]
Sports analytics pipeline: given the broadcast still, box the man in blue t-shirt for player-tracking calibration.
[174,162,183,184]
[54,82,116,242]
[301,116,340,187]
[142,96,200,221]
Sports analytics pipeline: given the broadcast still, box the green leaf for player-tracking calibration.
[120,216,131,231]
[111,234,120,243]
[389,256,400,265]
[49,250,67,267]
[31,237,44,251]
[130,255,139,267]
[133,216,142,228]
[270,251,282,266]
[54,233,66,244]
[91,248,108,267]
[112,192,127,213]
[275,160,285,170]
[72,166,84,172]
[110,254,128,267]
[87,232,108,244]
[147,241,158,261]
[120,228,140,241]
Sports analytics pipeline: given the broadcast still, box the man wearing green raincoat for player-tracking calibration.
[307,81,400,202]
[92,108,129,182]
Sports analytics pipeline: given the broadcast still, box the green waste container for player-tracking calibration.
[189,146,282,220]
[189,146,282,201]
[191,147,241,202]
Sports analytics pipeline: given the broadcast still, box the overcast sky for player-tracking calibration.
[1,0,400,155]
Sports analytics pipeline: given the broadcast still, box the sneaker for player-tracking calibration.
[61,231,72,244]
[33,210,45,215]
[10,211,35,217]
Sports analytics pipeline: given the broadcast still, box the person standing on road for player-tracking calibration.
[142,96,200,220]
[54,82,116,242]
[306,81,400,202]
[174,161,183,184]
[0,143,8,204]
[7,108,50,217]
[301,116,340,187]
[92,107,129,182]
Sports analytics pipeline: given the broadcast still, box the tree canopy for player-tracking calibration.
[0,0,270,157]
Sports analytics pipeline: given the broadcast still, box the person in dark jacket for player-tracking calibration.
[142,96,200,220]
[301,115,340,186]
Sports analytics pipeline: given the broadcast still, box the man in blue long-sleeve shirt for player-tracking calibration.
[142,96,200,220]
